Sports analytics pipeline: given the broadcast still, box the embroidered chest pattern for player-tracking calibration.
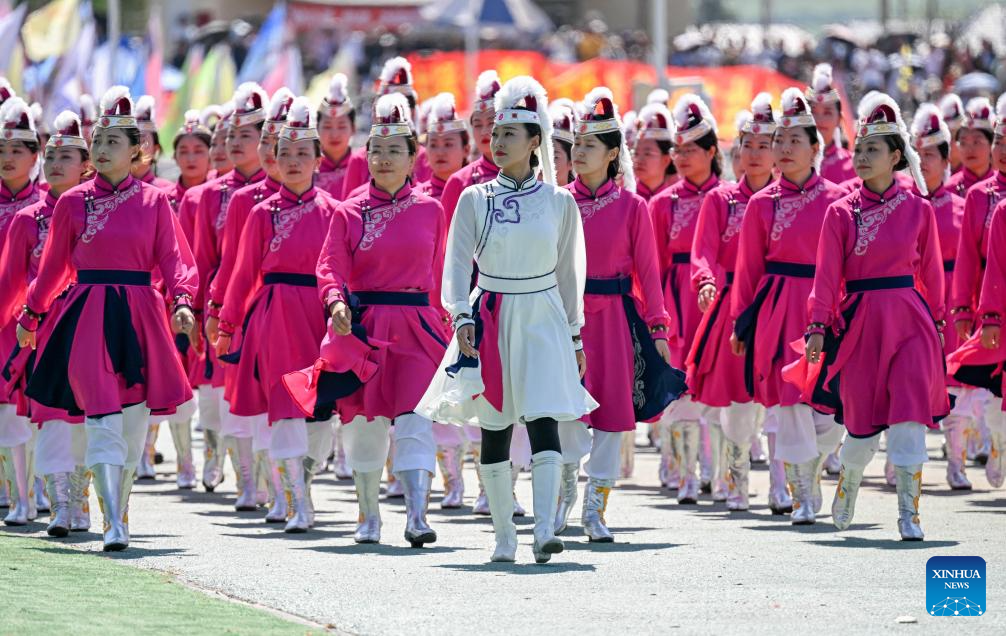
[81,182,141,244]
[0,190,40,231]
[359,195,417,251]
[668,193,702,240]
[214,184,232,230]
[771,182,825,241]
[576,188,621,222]
[488,184,541,225]
[33,213,51,260]
[270,199,318,252]
[316,167,347,192]
[722,196,746,242]
[852,191,907,256]
[984,185,1005,229]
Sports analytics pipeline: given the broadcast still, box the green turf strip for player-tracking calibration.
[0,533,320,635]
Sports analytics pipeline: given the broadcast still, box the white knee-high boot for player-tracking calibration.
[530,451,564,563]
[481,460,517,562]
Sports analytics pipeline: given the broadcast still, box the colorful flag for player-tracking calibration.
[0,1,26,89]
[238,3,286,84]
[20,0,80,62]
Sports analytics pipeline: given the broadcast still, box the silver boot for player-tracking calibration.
[709,424,729,502]
[658,419,678,490]
[511,464,526,517]
[470,442,490,515]
[619,430,635,478]
[895,464,924,541]
[352,469,382,543]
[169,420,197,490]
[332,426,352,479]
[384,439,403,498]
[35,476,50,513]
[531,451,564,563]
[823,451,841,475]
[481,460,517,562]
[986,429,1005,488]
[554,461,579,535]
[44,473,72,537]
[581,477,615,542]
[0,455,7,507]
[768,458,793,514]
[810,453,829,514]
[231,436,258,511]
[672,421,701,504]
[437,445,465,509]
[264,455,288,523]
[725,438,752,511]
[400,469,437,547]
[137,423,158,480]
[201,428,225,492]
[943,418,973,490]
[1,444,32,525]
[279,457,310,533]
[119,466,136,544]
[831,463,864,531]
[92,464,128,551]
[785,461,816,525]
[698,420,713,494]
[69,466,91,531]
[750,431,767,464]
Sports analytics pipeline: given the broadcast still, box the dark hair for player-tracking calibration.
[593,129,624,182]
[273,138,323,158]
[317,107,358,132]
[655,139,678,175]
[366,133,419,157]
[21,140,40,154]
[936,141,950,160]
[880,134,910,171]
[956,127,994,145]
[522,123,542,170]
[119,126,144,163]
[693,129,723,177]
[173,130,212,153]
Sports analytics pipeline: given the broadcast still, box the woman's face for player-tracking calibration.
[276,137,321,189]
[0,140,37,187]
[174,136,211,184]
[426,131,467,181]
[90,127,137,178]
[490,123,539,174]
[672,140,715,183]
[958,128,991,175]
[257,134,281,180]
[133,130,159,171]
[471,110,496,158]
[226,124,261,170]
[42,146,87,193]
[810,101,839,139]
[553,141,572,186]
[739,133,774,182]
[210,129,232,172]
[318,113,353,159]
[632,137,671,185]
[367,135,415,192]
[917,145,947,189]
[772,127,817,178]
[572,134,618,182]
[853,136,900,183]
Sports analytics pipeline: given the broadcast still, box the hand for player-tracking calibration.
[456,324,478,358]
[16,324,35,350]
[214,333,231,358]
[206,315,220,345]
[805,332,824,364]
[575,349,587,379]
[981,325,1001,349]
[330,301,351,336]
[654,337,672,365]
[697,284,718,313]
[955,319,973,342]
[729,332,745,356]
[189,320,204,355]
[172,306,195,337]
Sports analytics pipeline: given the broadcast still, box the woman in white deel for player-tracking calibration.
[418,76,596,563]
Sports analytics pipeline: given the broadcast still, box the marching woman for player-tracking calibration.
[316,74,354,199]
[649,95,720,504]
[216,97,336,532]
[0,111,90,535]
[16,86,197,551]
[132,96,174,191]
[193,82,268,509]
[688,94,778,512]
[632,102,677,204]
[208,103,234,179]
[416,76,596,563]
[731,88,846,525]
[554,87,682,541]
[910,104,973,490]
[0,97,43,525]
[283,92,447,547]
[806,64,856,185]
[940,94,966,175]
[946,98,994,198]
[550,99,577,188]
[801,93,949,541]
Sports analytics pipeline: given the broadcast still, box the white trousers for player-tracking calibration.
[252,415,272,454]
[219,392,255,438]
[772,404,844,464]
[198,386,223,433]
[983,396,1005,435]
[35,420,87,475]
[666,394,706,422]
[557,421,624,481]
[0,403,33,447]
[85,402,151,468]
[341,413,436,474]
[717,402,762,445]
[840,422,929,468]
[269,418,335,468]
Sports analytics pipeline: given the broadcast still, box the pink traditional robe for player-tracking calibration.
[341,146,432,201]
[316,150,351,200]
[438,154,498,227]
[820,143,856,184]
[947,166,993,198]
[950,171,1006,323]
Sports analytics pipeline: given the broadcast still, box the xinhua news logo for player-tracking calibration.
[927,556,986,617]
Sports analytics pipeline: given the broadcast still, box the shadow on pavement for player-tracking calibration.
[560,540,683,553]
[805,537,959,550]
[294,543,472,556]
[435,561,597,573]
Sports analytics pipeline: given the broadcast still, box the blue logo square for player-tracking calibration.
[927,556,986,617]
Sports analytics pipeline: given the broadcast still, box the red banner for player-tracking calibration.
[408,50,808,140]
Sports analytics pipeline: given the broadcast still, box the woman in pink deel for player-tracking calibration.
[945,97,994,197]
[16,87,196,551]
[801,93,948,541]
[806,64,856,185]
[315,73,354,200]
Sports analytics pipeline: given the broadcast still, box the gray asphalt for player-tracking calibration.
[4,425,1004,634]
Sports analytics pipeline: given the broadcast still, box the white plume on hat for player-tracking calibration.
[78,94,97,122]
[53,109,83,134]
[622,109,638,146]
[910,102,950,143]
[0,96,35,131]
[200,105,222,129]
[494,75,556,186]
[327,73,350,104]
[582,86,636,193]
[779,86,824,171]
[233,81,268,113]
[427,92,462,131]
[734,110,753,135]
[375,92,412,126]
[99,85,132,116]
[380,56,413,86]
[136,95,155,121]
[672,93,717,136]
[183,109,201,126]
[939,93,964,126]
[858,91,926,195]
[267,87,295,121]
[997,93,1006,121]
[811,63,834,93]
[286,96,315,129]
[647,88,670,106]
[475,70,500,99]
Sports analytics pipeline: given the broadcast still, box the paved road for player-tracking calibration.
[4,426,1004,634]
